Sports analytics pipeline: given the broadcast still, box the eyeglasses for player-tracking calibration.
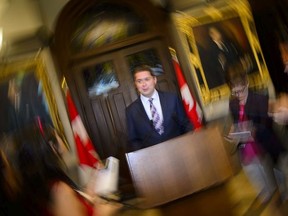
[135,76,154,84]
[231,84,248,96]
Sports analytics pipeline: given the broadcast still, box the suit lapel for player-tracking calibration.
[159,92,168,125]
[244,90,254,118]
[135,97,151,122]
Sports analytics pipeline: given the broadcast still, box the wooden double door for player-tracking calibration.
[70,39,178,190]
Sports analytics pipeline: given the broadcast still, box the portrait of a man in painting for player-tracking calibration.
[0,64,53,138]
[193,17,257,89]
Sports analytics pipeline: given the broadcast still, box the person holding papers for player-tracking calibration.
[226,61,287,204]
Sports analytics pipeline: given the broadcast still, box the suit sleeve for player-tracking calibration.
[125,107,142,152]
[174,94,194,133]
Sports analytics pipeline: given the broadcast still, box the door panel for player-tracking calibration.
[157,79,171,92]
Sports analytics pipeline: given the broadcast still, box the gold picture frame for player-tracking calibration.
[174,0,270,105]
[0,57,67,146]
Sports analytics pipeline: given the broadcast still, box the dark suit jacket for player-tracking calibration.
[207,40,243,88]
[229,90,285,163]
[126,91,193,151]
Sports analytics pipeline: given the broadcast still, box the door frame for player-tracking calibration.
[70,39,178,158]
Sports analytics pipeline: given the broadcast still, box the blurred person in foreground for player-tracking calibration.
[269,39,288,125]
[270,94,288,125]
[126,65,193,152]
[0,123,122,216]
[225,61,287,204]
[0,149,28,215]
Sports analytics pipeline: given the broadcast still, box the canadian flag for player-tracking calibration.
[66,90,101,185]
[171,49,203,129]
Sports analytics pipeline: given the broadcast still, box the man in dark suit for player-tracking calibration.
[125,65,193,152]
[205,26,244,89]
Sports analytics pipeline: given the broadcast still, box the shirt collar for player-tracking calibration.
[140,90,159,103]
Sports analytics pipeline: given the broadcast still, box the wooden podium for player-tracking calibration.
[125,126,233,209]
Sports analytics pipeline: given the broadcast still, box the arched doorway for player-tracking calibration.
[53,0,178,196]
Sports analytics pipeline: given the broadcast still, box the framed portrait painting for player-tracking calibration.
[0,58,66,144]
[174,1,271,105]
[193,17,257,89]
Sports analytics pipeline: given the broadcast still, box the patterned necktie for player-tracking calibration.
[149,98,164,135]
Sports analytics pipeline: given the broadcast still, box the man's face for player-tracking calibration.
[134,70,157,98]
[209,27,222,42]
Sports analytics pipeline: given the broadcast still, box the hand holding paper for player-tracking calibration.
[226,121,254,143]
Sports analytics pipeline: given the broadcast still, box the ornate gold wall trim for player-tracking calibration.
[172,0,270,105]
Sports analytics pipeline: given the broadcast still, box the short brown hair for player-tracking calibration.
[225,61,248,88]
[133,65,155,80]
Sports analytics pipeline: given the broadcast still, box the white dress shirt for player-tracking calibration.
[140,90,164,122]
